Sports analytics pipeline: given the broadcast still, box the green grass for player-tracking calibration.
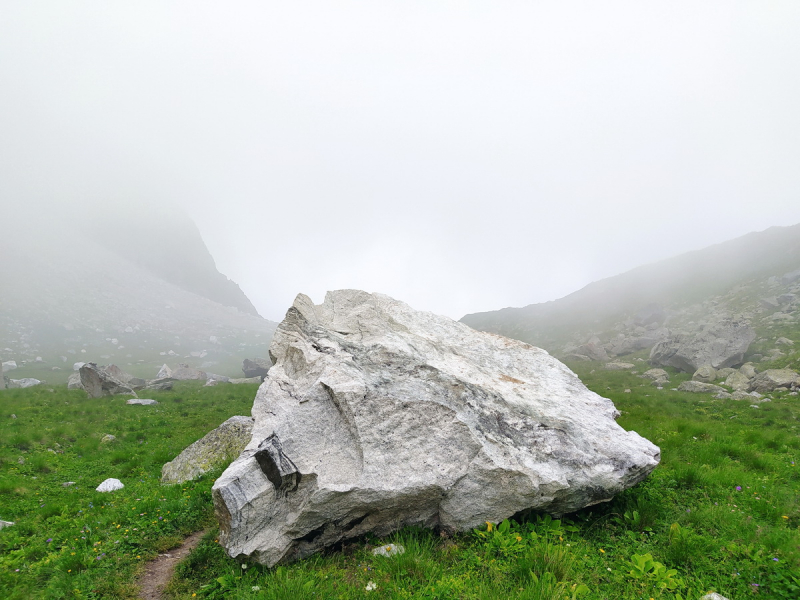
[1,368,799,599]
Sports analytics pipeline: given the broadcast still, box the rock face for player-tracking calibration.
[79,363,136,398]
[649,319,755,372]
[243,358,272,380]
[161,416,254,485]
[212,291,660,567]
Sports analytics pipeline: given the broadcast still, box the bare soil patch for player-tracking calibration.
[138,530,207,599]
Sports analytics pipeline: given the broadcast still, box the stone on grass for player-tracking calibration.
[724,371,750,392]
[67,373,84,390]
[96,478,124,492]
[156,364,172,379]
[740,363,758,379]
[127,398,159,405]
[101,434,117,443]
[649,319,755,372]
[604,362,635,370]
[642,368,669,381]
[2,360,17,371]
[144,377,174,391]
[691,365,717,383]
[62,482,76,487]
[677,381,726,394]
[170,364,207,381]
[230,377,262,385]
[701,594,730,600]
[713,392,732,400]
[243,358,271,380]
[775,337,794,346]
[749,369,799,394]
[0,520,14,529]
[79,363,136,398]
[161,416,254,485]
[372,543,405,557]
[9,378,42,388]
[213,290,660,567]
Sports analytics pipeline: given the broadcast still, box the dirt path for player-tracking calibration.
[138,530,207,599]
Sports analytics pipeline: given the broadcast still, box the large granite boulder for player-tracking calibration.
[243,358,272,380]
[648,319,755,372]
[724,370,750,392]
[79,363,137,398]
[103,365,146,390]
[749,369,799,394]
[691,365,717,383]
[161,416,254,484]
[213,290,660,567]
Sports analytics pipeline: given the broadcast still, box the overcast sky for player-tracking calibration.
[2,2,800,322]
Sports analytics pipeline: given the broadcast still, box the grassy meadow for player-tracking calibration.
[0,366,798,599]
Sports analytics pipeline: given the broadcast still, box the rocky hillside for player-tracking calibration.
[461,224,800,380]
[0,203,276,383]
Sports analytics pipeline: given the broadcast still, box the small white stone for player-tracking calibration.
[96,478,124,492]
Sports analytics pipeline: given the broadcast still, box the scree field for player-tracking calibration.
[0,369,798,599]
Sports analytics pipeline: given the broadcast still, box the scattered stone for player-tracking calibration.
[229,377,262,385]
[572,338,609,362]
[731,391,763,401]
[96,478,124,492]
[623,388,631,393]
[170,364,208,381]
[739,363,758,379]
[716,368,736,379]
[242,358,272,380]
[724,371,750,392]
[749,369,799,393]
[213,291,660,566]
[17,457,24,465]
[775,337,794,346]
[778,293,796,305]
[2,360,17,371]
[642,368,669,381]
[161,416,254,485]
[691,365,717,383]
[780,268,800,285]
[156,364,172,379]
[127,398,159,405]
[204,379,220,387]
[67,373,84,390]
[62,482,76,487]
[79,363,136,398]
[9,378,43,388]
[712,392,732,400]
[0,520,14,530]
[701,593,730,600]
[372,543,405,557]
[604,362,635,370]
[649,319,755,372]
[760,297,780,310]
[144,377,174,391]
[677,381,726,394]
[101,434,117,443]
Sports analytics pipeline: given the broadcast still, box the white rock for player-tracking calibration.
[213,290,660,566]
[96,478,124,492]
[156,364,172,379]
[127,398,159,405]
[2,360,17,371]
[700,594,730,600]
[0,520,14,529]
[8,378,42,388]
[73,362,86,371]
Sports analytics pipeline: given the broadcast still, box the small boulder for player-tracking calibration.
[8,378,42,389]
[692,365,717,383]
[67,373,84,390]
[749,369,799,394]
[96,478,124,492]
[101,434,117,443]
[156,364,172,379]
[229,376,263,385]
[161,416,254,485]
[170,364,207,381]
[732,390,763,401]
[775,337,794,346]
[0,520,14,530]
[604,362,635,370]
[127,398,159,405]
[649,319,755,372]
[79,363,136,398]
[144,377,174,391]
[678,381,726,394]
[642,368,669,381]
[724,371,750,392]
[242,358,271,380]
[2,360,17,372]
[739,363,758,379]
[701,594,730,600]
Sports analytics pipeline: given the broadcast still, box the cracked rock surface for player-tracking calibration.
[212,290,660,566]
